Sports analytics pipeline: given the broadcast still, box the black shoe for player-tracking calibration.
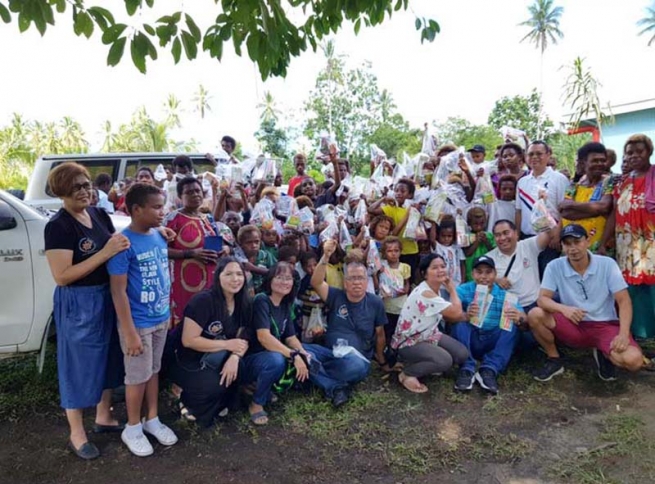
[454,369,475,391]
[475,368,499,395]
[332,388,350,408]
[593,349,617,381]
[68,440,100,460]
[533,358,564,382]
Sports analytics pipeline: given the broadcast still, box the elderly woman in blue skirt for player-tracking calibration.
[44,162,130,460]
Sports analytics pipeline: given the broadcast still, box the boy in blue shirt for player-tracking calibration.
[108,183,178,457]
[451,255,526,394]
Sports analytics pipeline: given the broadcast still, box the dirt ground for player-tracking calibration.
[2,345,655,484]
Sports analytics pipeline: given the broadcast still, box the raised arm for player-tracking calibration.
[311,239,337,301]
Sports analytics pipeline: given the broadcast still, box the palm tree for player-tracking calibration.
[519,0,564,136]
[379,89,396,123]
[637,4,655,46]
[257,91,281,123]
[562,57,611,138]
[163,94,182,128]
[321,39,341,134]
[100,120,116,152]
[192,84,212,119]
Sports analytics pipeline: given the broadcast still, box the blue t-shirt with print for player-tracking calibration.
[457,282,521,331]
[107,228,171,328]
[324,287,387,359]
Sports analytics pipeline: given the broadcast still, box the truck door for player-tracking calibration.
[0,199,34,347]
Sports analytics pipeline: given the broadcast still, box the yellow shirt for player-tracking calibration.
[562,178,612,252]
[382,205,419,255]
[326,263,343,289]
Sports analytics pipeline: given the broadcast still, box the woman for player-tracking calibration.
[609,134,655,339]
[44,162,130,460]
[559,142,613,253]
[165,177,228,329]
[243,262,310,425]
[391,254,468,393]
[135,166,156,185]
[169,257,251,427]
[495,143,528,191]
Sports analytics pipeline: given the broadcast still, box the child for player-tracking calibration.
[261,228,279,260]
[287,154,308,196]
[374,237,411,344]
[297,251,326,342]
[108,183,178,457]
[487,175,517,231]
[320,238,345,289]
[463,207,496,282]
[451,255,526,395]
[434,217,465,289]
[369,215,395,248]
[235,225,277,295]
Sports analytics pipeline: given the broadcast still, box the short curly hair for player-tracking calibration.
[624,134,653,157]
[47,162,91,198]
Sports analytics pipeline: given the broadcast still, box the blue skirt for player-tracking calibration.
[54,284,124,409]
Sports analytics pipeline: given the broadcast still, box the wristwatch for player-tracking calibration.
[289,350,301,361]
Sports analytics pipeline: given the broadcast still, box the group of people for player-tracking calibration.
[44,131,655,461]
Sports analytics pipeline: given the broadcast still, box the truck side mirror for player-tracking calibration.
[0,216,17,230]
[0,201,18,230]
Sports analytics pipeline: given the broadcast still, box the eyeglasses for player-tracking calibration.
[273,276,294,282]
[345,276,367,282]
[71,182,93,193]
[576,280,588,300]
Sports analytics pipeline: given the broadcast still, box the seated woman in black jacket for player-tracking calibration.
[169,256,251,427]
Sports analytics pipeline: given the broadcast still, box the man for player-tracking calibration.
[221,135,237,162]
[451,256,526,395]
[309,239,388,406]
[287,153,307,196]
[94,173,115,213]
[559,142,613,253]
[516,141,570,277]
[528,224,643,382]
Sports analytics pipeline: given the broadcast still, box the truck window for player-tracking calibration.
[126,156,215,178]
[46,159,120,197]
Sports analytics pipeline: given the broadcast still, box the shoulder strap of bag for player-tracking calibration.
[503,254,517,278]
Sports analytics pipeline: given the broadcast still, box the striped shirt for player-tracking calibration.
[516,167,570,235]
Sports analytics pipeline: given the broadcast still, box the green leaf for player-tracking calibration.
[145,0,154,7]
[246,33,259,61]
[184,13,201,42]
[54,0,65,14]
[211,36,223,60]
[171,36,181,63]
[88,6,115,25]
[17,13,30,33]
[354,18,361,34]
[171,11,181,22]
[107,37,126,66]
[143,23,155,36]
[415,17,421,30]
[181,30,198,60]
[125,0,141,16]
[88,9,108,31]
[130,36,147,73]
[156,24,172,46]
[102,24,127,45]
[0,2,10,23]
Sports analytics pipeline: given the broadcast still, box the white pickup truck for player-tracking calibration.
[0,190,57,362]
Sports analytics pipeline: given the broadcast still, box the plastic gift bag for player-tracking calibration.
[302,307,326,342]
[424,190,448,223]
[339,219,353,251]
[353,199,368,227]
[456,212,471,247]
[298,207,315,235]
[154,164,167,182]
[421,124,438,156]
[370,144,387,167]
[333,338,369,362]
[366,237,382,274]
[251,199,276,230]
[317,133,339,163]
[415,221,428,241]
[531,198,557,232]
[276,196,295,219]
[499,293,518,331]
[319,219,339,244]
[378,263,405,299]
[252,157,277,184]
[500,126,527,149]
[474,174,497,205]
[402,207,422,239]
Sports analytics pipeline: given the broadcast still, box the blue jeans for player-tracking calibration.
[450,322,519,375]
[242,351,287,406]
[302,344,371,398]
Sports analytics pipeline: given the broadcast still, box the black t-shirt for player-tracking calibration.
[176,291,242,365]
[44,207,115,286]
[248,293,295,354]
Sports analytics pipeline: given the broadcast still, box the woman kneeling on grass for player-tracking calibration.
[168,257,251,427]
[391,254,469,393]
[242,262,312,425]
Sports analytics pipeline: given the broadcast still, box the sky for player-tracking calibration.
[1,0,654,154]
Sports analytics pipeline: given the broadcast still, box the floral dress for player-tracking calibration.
[390,281,452,350]
[613,174,655,285]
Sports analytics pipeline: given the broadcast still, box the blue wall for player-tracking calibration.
[601,108,655,170]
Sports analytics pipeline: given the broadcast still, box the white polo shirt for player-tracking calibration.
[516,167,570,235]
[488,237,543,308]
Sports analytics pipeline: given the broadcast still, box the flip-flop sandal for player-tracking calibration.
[92,423,125,434]
[399,373,428,394]
[250,410,269,426]
[174,399,196,422]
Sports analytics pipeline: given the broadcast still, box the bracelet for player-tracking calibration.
[289,350,300,361]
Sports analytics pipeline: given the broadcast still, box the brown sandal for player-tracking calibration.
[399,372,428,394]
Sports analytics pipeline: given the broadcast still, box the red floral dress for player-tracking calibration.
[390,281,452,350]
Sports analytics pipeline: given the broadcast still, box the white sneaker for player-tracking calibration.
[143,418,178,446]
[121,427,154,457]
